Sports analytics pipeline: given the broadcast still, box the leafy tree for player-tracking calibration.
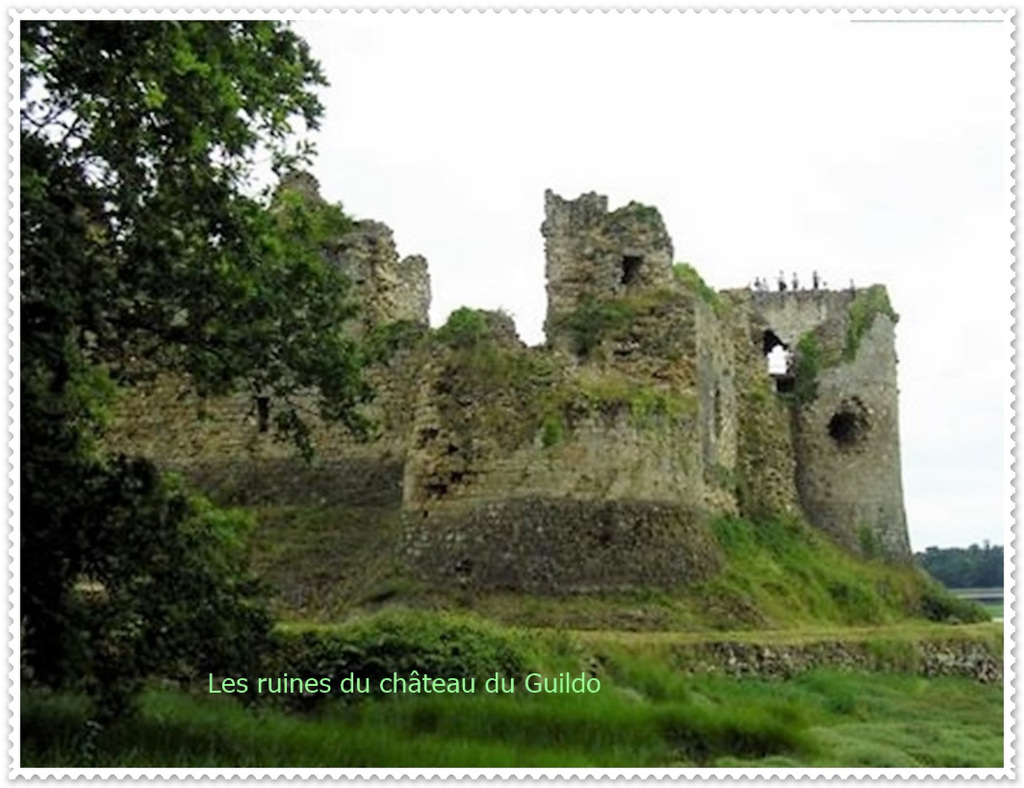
[20,21,366,718]
[915,543,1003,589]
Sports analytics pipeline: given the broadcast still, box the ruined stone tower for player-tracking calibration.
[748,288,909,557]
[538,189,909,561]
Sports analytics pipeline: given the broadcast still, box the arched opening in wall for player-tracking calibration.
[827,397,871,448]
[761,329,792,390]
[762,329,786,356]
[621,255,643,286]
[766,346,789,376]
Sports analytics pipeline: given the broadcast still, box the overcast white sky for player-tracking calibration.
[292,12,1012,550]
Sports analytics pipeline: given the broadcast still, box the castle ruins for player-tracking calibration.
[109,181,911,596]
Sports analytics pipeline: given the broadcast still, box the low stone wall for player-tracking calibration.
[670,637,1001,683]
[401,497,722,594]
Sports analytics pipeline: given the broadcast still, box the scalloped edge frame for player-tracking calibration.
[5,6,1016,780]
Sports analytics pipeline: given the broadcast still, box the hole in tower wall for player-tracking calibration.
[621,255,643,286]
[766,346,789,376]
[827,398,870,448]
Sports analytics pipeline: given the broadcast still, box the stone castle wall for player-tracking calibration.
[793,315,909,556]
[106,186,913,598]
[743,287,908,557]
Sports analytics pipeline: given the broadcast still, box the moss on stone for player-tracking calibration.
[553,290,684,360]
[845,285,898,361]
[789,332,822,404]
[543,373,698,432]
[673,262,721,314]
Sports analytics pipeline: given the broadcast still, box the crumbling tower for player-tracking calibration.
[749,288,909,558]
[280,171,432,332]
[541,189,675,351]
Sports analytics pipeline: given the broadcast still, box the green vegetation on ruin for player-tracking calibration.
[845,285,899,361]
[673,262,722,314]
[537,372,699,445]
[434,307,498,349]
[363,319,431,362]
[610,201,663,228]
[428,309,696,449]
[780,286,900,408]
[553,290,680,360]
[784,331,840,406]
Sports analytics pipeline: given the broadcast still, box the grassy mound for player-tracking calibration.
[246,502,982,632]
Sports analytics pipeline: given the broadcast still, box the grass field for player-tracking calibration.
[982,603,1003,620]
[21,667,1003,768]
[24,510,1000,769]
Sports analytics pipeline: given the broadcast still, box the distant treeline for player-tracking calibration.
[915,543,1003,589]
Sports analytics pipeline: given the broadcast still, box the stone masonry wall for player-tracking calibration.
[325,220,430,334]
[542,189,675,353]
[793,315,909,557]
[106,350,422,508]
[745,287,909,558]
[397,314,716,592]
[724,292,802,522]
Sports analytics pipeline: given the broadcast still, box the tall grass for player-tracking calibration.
[22,665,1002,768]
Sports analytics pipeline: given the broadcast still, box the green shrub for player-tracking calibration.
[540,411,565,447]
[788,332,822,404]
[918,584,989,624]
[363,320,428,361]
[555,298,635,359]
[435,307,491,349]
[544,376,696,432]
[267,611,537,709]
[858,526,882,559]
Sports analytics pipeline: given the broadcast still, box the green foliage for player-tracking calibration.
[918,584,990,624]
[540,411,565,448]
[915,543,1003,589]
[787,332,822,404]
[845,285,899,360]
[362,320,430,363]
[435,307,492,349]
[543,375,697,434]
[629,203,663,225]
[858,526,882,559]
[268,611,536,709]
[20,21,358,720]
[673,262,721,313]
[554,297,636,359]
[24,459,273,722]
